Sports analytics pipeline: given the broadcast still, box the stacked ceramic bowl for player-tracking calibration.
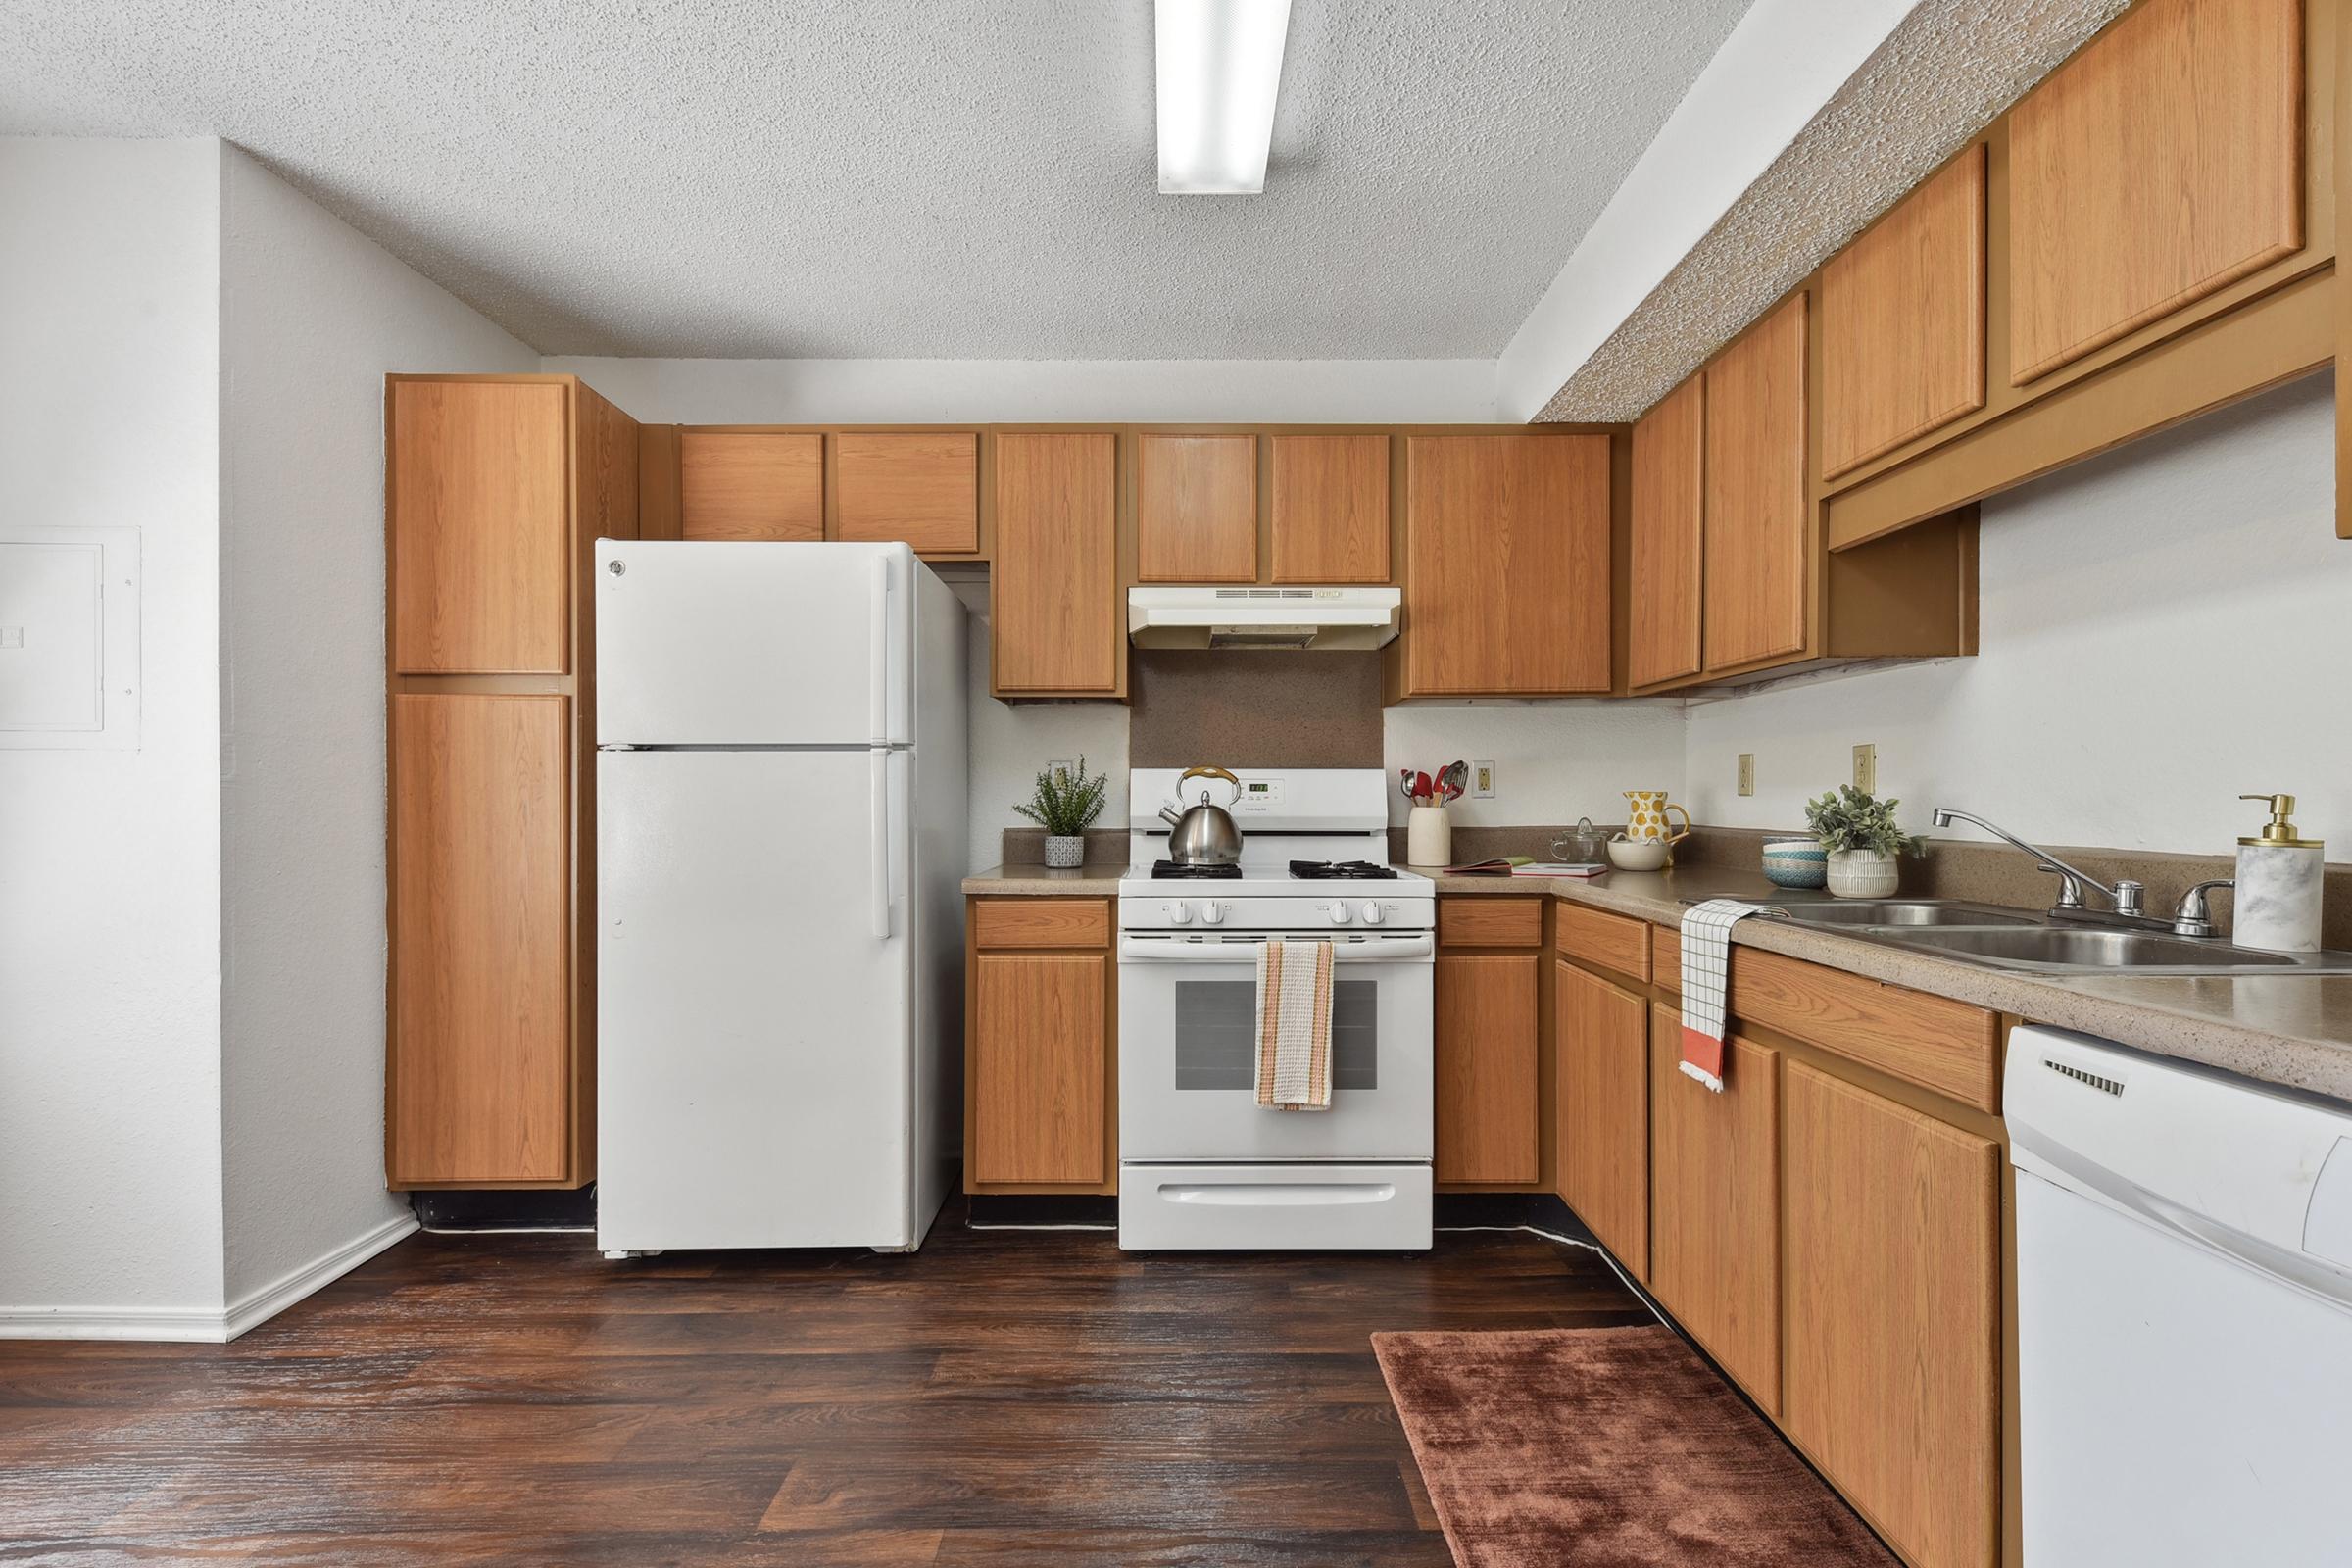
[1762,838,1829,890]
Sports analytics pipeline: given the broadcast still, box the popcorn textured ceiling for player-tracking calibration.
[0,0,1751,361]
[1531,0,2133,422]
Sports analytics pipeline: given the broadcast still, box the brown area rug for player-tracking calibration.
[1373,1326,1897,1567]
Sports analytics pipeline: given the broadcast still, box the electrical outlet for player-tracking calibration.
[1852,743,1878,794]
[1738,754,1755,797]
[1472,760,1496,799]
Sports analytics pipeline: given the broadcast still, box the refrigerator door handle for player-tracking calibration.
[867,556,891,746]
[869,747,893,940]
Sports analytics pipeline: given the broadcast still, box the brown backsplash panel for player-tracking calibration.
[1129,651,1384,770]
[1000,827,1130,866]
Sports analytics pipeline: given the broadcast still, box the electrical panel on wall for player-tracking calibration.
[0,526,140,750]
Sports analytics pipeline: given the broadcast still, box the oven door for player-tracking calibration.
[1117,930,1434,1163]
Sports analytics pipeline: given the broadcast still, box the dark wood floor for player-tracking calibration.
[0,1205,1654,1566]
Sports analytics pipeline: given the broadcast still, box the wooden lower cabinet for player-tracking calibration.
[1553,961,1648,1275]
[1434,953,1541,1184]
[970,953,1107,1185]
[1647,1004,1782,1412]
[388,692,575,1185]
[1784,1061,2001,1568]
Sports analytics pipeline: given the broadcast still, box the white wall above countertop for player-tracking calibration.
[1687,372,2351,857]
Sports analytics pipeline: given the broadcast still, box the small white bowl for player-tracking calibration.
[1605,837,1670,872]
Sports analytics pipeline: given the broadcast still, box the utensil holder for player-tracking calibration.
[1406,805,1452,867]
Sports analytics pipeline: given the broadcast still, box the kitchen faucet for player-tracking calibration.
[1930,808,2147,918]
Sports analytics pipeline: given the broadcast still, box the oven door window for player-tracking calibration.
[1170,979,1376,1091]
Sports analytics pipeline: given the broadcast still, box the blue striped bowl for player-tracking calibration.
[1762,838,1829,889]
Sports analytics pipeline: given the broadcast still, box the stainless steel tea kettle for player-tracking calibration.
[1157,766,1244,865]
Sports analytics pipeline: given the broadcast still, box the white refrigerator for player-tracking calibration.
[594,540,967,1254]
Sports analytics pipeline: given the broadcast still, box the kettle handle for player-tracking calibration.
[1178,766,1240,787]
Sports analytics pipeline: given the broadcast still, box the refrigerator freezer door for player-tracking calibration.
[597,747,919,1251]
[596,540,912,747]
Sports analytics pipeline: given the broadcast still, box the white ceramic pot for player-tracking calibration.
[1044,834,1086,869]
[1406,806,1453,867]
[1826,848,1900,898]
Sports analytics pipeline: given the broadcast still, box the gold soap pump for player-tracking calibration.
[2234,793,2324,954]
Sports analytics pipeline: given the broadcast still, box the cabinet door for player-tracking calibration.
[390,693,571,1184]
[391,379,568,674]
[1702,295,1808,672]
[992,433,1120,695]
[1648,1005,1782,1411]
[1628,377,1703,688]
[836,431,979,554]
[1822,144,1986,476]
[1402,435,1611,695]
[1137,434,1257,582]
[678,431,823,541]
[2009,0,2302,384]
[1554,962,1648,1275]
[971,953,1107,1184]
[1785,1062,1999,1568]
[1270,433,1390,583]
[1434,954,1540,1183]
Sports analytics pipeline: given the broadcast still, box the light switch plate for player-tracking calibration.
[1471,760,1496,799]
[1738,754,1755,796]
[1852,743,1877,794]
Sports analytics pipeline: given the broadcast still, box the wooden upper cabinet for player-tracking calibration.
[1648,1007,1783,1414]
[1821,145,1987,477]
[970,951,1107,1185]
[1270,433,1391,583]
[992,432,1119,695]
[391,379,568,674]
[1628,377,1704,688]
[1401,435,1611,696]
[2009,0,2303,384]
[390,693,572,1185]
[1784,1062,1999,1568]
[1702,295,1809,673]
[1434,953,1541,1184]
[1137,434,1257,582]
[678,431,823,541]
[836,431,979,554]
[1555,962,1649,1276]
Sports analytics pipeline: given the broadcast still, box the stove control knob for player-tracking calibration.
[1169,902,1193,925]
[1200,902,1226,926]
[1361,902,1385,925]
[1329,903,1353,925]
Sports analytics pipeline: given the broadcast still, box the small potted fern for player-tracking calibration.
[1017,757,1108,868]
[1804,784,1925,899]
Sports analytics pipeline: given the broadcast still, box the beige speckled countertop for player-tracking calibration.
[966,863,2352,1104]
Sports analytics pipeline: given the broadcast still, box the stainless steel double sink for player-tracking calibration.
[1716,897,2352,976]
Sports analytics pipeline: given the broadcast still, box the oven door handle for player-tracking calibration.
[1117,933,1436,963]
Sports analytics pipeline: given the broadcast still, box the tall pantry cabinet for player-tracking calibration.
[385,374,639,1188]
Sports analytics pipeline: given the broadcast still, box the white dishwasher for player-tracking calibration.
[2007,1026,2352,1566]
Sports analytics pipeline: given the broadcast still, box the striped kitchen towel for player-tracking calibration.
[1256,938,1336,1110]
[1678,900,1785,1093]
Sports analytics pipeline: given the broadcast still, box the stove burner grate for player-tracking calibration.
[1289,859,1401,881]
[1148,860,1245,881]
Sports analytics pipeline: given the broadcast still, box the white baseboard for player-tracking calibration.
[0,1211,419,1344]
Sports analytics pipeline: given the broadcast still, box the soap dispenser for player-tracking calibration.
[2234,793,2324,953]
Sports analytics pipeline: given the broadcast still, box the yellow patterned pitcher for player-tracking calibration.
[1622,790,1692,845]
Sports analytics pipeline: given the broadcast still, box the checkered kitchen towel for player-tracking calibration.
[1255,939,1335,1110]
[1677,900,1785,1093]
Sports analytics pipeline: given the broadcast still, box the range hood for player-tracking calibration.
[1127,585,1402,651]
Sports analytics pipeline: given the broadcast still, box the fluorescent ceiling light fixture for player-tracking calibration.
[1155,0,1292,194]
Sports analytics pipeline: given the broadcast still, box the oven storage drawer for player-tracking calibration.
[1119,1163,1433,1250]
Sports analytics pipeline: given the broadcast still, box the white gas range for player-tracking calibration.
[1115,768,1435,1251]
